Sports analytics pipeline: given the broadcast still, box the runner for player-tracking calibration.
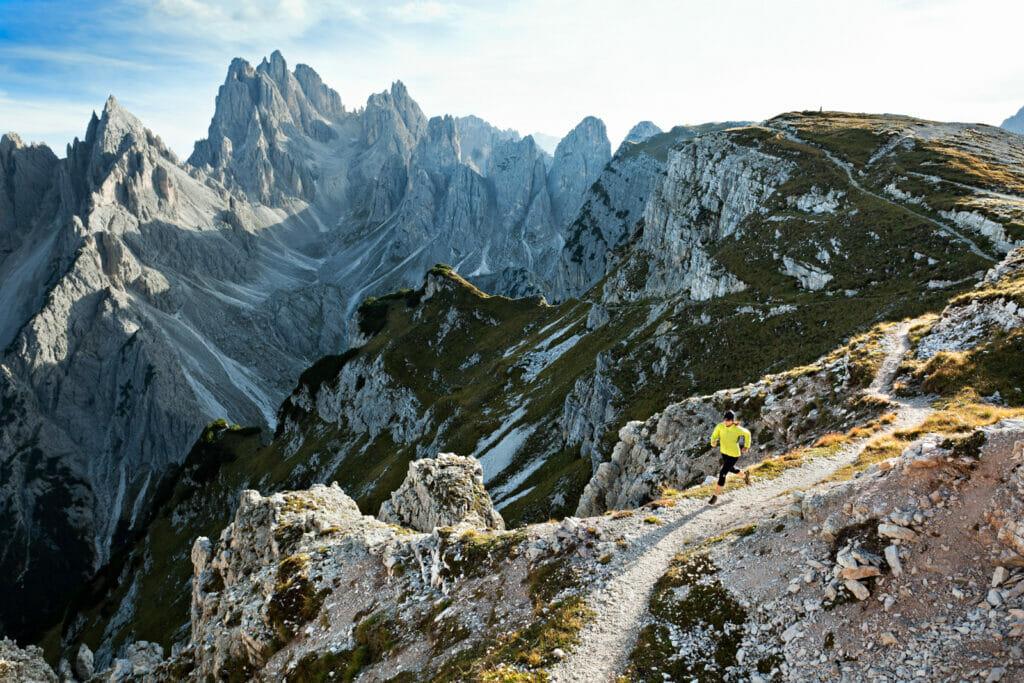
[708,410,752,505]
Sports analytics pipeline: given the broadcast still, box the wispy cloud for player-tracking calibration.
[0,45,156,70]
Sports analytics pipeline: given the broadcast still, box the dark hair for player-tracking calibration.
[723,410,736,421]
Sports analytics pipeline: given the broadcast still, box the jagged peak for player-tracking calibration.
[623,120,663,145]
[226,56,255,81]
[391,79,410,99]
[423,263,490,300]
[257,49,289,83]
[558,116,608,146]
[1,131,24,149]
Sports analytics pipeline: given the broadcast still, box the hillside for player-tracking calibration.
[30,244,1024,681]
[45,112,1024,668]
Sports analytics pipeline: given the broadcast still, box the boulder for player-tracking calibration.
[378,454,504,532]
[74,643,94,680]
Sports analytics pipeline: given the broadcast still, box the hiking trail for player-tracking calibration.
[548,322,932,682]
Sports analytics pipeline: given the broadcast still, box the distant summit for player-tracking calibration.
[622,120,662,146]
[529,131,560,155]
[1002,105,1024,134]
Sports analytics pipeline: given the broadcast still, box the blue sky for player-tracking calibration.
[1,0,1022,158]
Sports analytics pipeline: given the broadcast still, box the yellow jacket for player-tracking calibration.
[710,422,752,458]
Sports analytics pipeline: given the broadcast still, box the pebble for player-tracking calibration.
[885,545,903,577]
[992,566,1008,588]
[845,579,871,601]
[878,523,916,541]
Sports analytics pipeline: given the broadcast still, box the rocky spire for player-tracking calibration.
[547,116,611,227]
[189,51,345,203]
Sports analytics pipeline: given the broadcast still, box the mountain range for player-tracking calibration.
[3,51,1024,680]
[0,50,618,642]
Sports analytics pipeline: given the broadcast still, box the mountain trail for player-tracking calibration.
[770,125,999,263]
[548,322,932,682]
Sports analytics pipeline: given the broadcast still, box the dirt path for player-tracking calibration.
[769,125,998,263]
[548,323,932,683]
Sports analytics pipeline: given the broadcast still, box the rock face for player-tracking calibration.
[553,122,746,300]
[0,638,57,682]
[602,131,792,303]
[0,52,609,643]
[189,50,347,202]
[377,453,504,532]
[548,116,612,228]
[1002,105,1024,135]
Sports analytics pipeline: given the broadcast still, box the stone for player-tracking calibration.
[74,643,94,681]
[841,566,881,580]
[993,566,1009,587]
[878,523,917,541]
[879,632,898,646]
[845,579,871,601]
[378,454,504,532]
[987,589,1004,607]
[885,545,903,577]
[986,667,1005,682]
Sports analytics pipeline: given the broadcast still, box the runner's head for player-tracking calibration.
[723,410,736,425]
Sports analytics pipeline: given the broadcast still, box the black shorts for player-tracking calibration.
[717,455,741,486]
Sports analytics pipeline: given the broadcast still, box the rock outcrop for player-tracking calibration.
[377,453,504,532]
[0,638,57,682]
[916,246,1024,359]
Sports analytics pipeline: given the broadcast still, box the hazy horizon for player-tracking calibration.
[1,0,1022,158]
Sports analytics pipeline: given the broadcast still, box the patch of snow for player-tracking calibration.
[492,457,546,503]
[471,407,537,483]
[518,333,582,382]
[496,486,535,510]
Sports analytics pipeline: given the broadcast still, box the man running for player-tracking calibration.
[708,410,752,505]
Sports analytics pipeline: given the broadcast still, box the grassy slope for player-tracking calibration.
[60,114,1016,659]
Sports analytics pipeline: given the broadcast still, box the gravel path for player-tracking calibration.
[548,323,931,682]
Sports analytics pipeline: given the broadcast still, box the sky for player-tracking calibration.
[0,0,1022,159]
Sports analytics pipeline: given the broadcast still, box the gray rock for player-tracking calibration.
[73,643,94,681]
[378,454,504,532]
[0,638,58,682]
[548,116,611,229]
